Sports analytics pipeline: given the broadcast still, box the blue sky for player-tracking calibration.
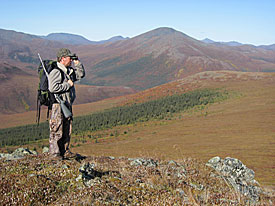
[1,0,274,45]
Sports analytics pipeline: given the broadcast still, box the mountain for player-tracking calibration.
[0,28,66,65]
[0,29,136,113]
[202,38,275,50]
[78,27,275,90]
[42,33,128,45]
[0,61,136,114]
[201,38,216,44]
[1,27,275,113]
[98,35,129,44]
[258,44,275,51]
[202,38,243,46]
[42,33,94,45]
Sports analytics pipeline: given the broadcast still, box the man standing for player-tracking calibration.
[48,48,85,160]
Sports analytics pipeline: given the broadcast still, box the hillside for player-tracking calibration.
[1,71,275,189]
[77,27,275,90]
[1,27,275,100]
[66,71,275,187]
[0,62,136,114]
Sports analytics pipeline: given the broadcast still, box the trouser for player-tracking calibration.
[49,103,72,157]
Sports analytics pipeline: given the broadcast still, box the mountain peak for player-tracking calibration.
[144,27,179,37]
[152,27,177,33]
[134,27,190,41]
[202,38,216,44]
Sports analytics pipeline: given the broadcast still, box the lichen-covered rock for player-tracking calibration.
[128,158,158,167]
[42,147,49,153]
[79,162,108,187]
[0,148,37,160]
[206,156,262,204]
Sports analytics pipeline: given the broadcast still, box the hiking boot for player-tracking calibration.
[63,150,77,159]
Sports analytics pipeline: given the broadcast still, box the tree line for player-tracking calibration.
[0,89,227,147]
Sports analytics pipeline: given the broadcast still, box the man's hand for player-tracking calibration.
[73,60,80,65]
[68,80,74,87]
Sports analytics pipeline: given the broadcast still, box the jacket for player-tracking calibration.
[48,61,85,109]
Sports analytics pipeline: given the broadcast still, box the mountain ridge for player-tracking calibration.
[41,32,128,45]
[1,27,275,113]
[201,37,275,50]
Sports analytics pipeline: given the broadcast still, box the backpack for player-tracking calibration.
[36,60,63,124]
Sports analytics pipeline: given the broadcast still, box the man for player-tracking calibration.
[48,48,85,160]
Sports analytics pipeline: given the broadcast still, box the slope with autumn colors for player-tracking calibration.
[1,71,275,188]
[0,62,136,114]
[76,27,275,90]
[71,71,275,187]
[0,29,136,114]
[1,27,275,114]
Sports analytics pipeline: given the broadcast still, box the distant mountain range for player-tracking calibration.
[201,38,243,46]
[41,33,129,45]
[201,38,275,50]
[0,27,275,113]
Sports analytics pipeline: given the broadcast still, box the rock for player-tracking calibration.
[42,147,49,153]
[79,162,109,187]
[0,148,37,160]
[207,156,221,164]
[206,156,262,204]
[13,148,33,156]
[176,188,185,196]
[32,150,38,155]
[62,164,69,169]
[75,175,82,182]
[189,182,204,191]
[129,158,158,167]
[168,160,178,166]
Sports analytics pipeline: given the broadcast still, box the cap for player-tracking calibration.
[57,48,74,59]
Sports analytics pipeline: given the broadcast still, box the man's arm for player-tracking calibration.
[48,69,72,93]
[73,60,85,80]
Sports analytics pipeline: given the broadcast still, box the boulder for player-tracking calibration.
[42,147,49,153]
[0,148,37,160]
[128,158,158,167]
[206,156,262,204]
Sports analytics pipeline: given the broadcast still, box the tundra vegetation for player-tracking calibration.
[0,150,274,205]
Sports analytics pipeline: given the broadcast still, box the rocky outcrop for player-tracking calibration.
[0,148,273,205]
[128,157,158,167]
[0,147,37,160]
[77,162,110,187]
[206,156,262,204]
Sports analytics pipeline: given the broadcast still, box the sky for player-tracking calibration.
[1,0,274,46]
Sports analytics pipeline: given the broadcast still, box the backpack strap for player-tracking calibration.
[36,90,41,125]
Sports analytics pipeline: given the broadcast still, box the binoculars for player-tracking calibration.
[71,54,78,60]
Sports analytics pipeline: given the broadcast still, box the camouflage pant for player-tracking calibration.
[49,103,72,157]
